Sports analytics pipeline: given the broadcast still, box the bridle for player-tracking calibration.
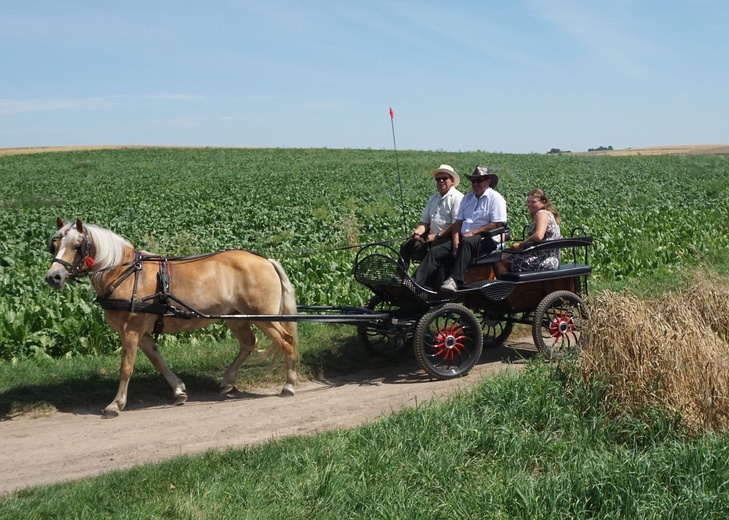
[48,230,94,279]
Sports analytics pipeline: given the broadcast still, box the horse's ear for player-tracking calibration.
[75,218,84,233]
[56,216,65,230]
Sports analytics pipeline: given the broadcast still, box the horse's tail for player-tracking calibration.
[268,259,299,358]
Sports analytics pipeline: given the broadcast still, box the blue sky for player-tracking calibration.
[1,1,727,153]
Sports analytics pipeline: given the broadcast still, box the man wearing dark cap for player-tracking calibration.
[414,165,507,292]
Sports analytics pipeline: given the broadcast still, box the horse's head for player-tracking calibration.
[45,217,95,289]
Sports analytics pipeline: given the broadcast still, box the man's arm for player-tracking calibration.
[451,220,463,255]
[460,221,505,238]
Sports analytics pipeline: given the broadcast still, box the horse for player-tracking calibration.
[45,218,299,418]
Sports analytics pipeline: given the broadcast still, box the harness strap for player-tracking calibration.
[99,250,143,302]
[98,298,169,315]
[97,298,197,319]
[96,254,193,337]
[152,258,170,336]
[131,250,142,312]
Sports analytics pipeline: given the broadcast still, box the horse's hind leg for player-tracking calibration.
[220,321,258,394]
[137,333,188,405]
[256,321,298,397]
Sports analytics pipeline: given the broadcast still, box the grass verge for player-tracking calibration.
[2,362,729,518]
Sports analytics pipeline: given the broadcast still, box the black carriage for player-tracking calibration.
[352,227,593,380]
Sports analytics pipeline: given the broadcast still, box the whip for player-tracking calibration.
[389,107,408,236]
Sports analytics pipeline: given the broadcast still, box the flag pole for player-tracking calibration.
[389,107,408,236]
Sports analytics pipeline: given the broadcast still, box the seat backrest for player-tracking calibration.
[472,225,510,266]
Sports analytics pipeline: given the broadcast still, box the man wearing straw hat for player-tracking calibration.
[414,165,507,292]
[399,164,463,271]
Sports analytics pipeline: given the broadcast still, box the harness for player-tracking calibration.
[52,243,202,336]
[50,229,264,336]
[94,250,261,334]
[94,252,183,335]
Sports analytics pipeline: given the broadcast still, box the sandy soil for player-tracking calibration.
[0,340,536,496]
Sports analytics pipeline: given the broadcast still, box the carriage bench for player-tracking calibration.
[498,263,592,282]
[467,234,593,284]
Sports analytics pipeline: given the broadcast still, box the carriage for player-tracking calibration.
[46,219,592,416]
[349,226,593,379]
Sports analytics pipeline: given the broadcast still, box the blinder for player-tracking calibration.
[49,230,93,278]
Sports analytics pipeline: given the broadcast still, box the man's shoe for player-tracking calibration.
[440,277,458,292]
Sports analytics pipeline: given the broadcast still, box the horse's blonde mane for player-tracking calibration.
[61,222,133,270]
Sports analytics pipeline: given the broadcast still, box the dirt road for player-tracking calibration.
[0,341,535,495]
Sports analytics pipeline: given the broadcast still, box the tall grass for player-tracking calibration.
[581,271,729,433]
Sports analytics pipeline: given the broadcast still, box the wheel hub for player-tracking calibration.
[434,324,466,360]
[550,312,574,337]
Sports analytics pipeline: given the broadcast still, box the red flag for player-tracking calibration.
[389,107,394,119]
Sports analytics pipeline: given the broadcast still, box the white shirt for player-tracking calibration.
[457,188,507,241]
[420,187,463,235]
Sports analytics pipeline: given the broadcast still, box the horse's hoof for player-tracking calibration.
[219,384,234,394]
[173,392,188,405]
[279,385,295,397]
[102,406,119,419]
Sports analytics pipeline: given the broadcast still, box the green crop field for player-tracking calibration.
[0,148,727,361]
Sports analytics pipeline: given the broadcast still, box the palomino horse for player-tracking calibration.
[45,218,298,418]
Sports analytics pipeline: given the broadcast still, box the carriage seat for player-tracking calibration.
[470,249,503,267]
[496,236,594,281]
[498,263,592,282]
[469,225,510,267]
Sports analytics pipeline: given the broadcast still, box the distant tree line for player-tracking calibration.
[546,145,614,155]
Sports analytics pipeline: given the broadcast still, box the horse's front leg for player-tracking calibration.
[103,331,139,418]
[138,333,187,406]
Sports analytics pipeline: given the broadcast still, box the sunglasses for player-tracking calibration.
[470,178,489,184]
[435,176,451,182]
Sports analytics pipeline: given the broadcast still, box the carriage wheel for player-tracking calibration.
[414,303,483,380]
[532,291,589,360]
[357,296,413,357]
[477,311,514,348]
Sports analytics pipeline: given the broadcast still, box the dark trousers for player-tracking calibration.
[399,237,427,269]
[414,235,496,286]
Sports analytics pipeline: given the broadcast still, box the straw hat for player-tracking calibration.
[431,164,460,188]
